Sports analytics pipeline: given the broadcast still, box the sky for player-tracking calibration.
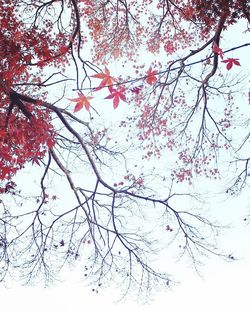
[1,188,249,311]
[1,255,250,311]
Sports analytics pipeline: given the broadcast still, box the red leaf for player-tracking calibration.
[69,93,93,112]
[105,86,126,109]
[212,42,223,60]
[222,58,241,70]
[130,85,143,94]
[92,67,117,90]
[146,66,157,85]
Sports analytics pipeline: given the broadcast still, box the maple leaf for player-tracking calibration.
[130,85,143,95]
[92,67,117,91]
[146,66,157,85]
[212,42,223,59]
[105,86,126,109]
[69,93,93,112]
[222,58,241,70]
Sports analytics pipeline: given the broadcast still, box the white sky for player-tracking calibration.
[1,190,249,311]
[1,256,250,311]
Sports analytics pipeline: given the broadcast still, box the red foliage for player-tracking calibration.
[146,67,158,85]
[222,58,241,70]
[212,42,224,60]
[69,93,93,112]
[105,86,126,109]
[0,1,72,181]
[0,0,248,185]
[92,67,117,91]
[0,102,55,180]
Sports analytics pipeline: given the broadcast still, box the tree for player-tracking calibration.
[0,0,249,299]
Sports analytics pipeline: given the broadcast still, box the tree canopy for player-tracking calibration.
[0,0,249,299]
